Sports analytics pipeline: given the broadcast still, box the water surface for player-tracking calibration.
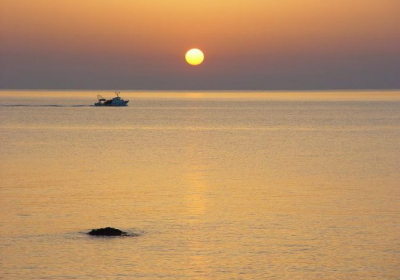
[1,91,399,279]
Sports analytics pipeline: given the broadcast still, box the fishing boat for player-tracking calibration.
[95,92,129,106]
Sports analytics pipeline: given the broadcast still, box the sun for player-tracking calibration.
[185,48,204,66]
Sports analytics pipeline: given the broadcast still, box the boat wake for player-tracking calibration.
[0,104,94,107]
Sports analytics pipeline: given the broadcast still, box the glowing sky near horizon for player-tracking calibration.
[0,0,399,90]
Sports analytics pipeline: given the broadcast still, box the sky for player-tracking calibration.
[0,0,399,90]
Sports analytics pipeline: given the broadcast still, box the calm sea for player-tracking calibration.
[1,91,399,279]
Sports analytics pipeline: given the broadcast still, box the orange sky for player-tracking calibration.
[1,0,399,89]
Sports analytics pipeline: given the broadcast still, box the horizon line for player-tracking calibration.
[1,88,400,92]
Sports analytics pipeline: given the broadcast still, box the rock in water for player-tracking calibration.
[88,227,127,236]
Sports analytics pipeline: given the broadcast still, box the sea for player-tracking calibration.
[1,90,399,279]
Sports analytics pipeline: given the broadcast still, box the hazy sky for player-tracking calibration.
[1,0,399,90]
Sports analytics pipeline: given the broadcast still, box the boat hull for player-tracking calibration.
[94,100,129,106]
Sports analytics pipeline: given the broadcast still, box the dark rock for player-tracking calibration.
[87,227,127,236]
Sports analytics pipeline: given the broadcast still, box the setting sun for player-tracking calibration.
[185,49,204,66]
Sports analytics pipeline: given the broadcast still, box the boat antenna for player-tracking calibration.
[115,91,120,97]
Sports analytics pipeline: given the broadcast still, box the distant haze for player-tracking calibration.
[1,0,399,90]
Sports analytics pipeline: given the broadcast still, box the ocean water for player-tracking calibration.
[0,91,399,279]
